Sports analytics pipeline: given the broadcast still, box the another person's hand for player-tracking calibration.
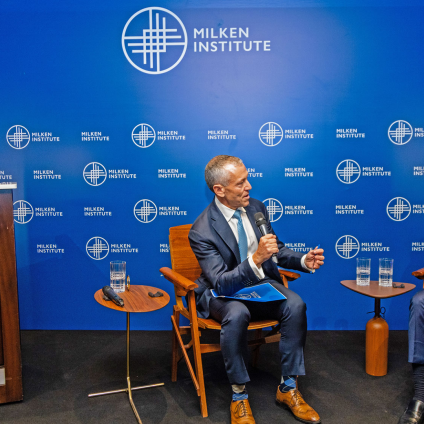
[304,247,325,270]
[252,234,279,267]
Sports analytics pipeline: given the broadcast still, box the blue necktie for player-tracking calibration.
[233,209,248,262]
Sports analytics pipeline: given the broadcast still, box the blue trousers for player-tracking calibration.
[209,280,307,385]
[409,290,424,364]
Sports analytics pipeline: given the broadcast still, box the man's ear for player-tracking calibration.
[213,184,225,198]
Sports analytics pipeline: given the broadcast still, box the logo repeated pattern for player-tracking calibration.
[386,197,411,221]
[13,200,34,224]
[336,160,361,184]
[388,120,413,145]
[86,237,110,260]
[134,199,158,223]
[7,125,30,149]
[335,235,360,259]
[259,122,283,146]
[83,162,108,186]
[263,198,284,222]
[132,124,156,148]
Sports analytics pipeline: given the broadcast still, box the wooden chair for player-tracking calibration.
[160,224,300,418]
[412,267,424,287]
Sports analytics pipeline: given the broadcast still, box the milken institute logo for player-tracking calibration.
[263,198,284,222]
[388,120,413,145]
[86,237,110,260]
[387,197,411,221]
[13,200,34,224]
[336,160,361,184]
[132,124,156,148]
[134,199,158,223]
[7,125,30,149]
[336,235,360,259]
[83,162,107,186]
[259,122,283,147]
[122,7,188,74]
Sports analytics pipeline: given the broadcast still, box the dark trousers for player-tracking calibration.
[409,290,424,364]
[209,280,307,385]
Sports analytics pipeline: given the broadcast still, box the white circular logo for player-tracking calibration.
[132,124,156,148]
[388,120,413,145]
[86,237,110,260]
[122,7,188,74]
[259,122,283,146]
[13,200,34,224]
[386,197,411,221]
[263,198,283,222]
[336,159,361,184]
[83,162,107,186]
[7,125,30,149]
[335,235,360,259]
[134,199,158,223]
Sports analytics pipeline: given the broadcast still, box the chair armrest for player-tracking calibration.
[160,267,198,291]
[279,269,301,281]
[412,267,424,280]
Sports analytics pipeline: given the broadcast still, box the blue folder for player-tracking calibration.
[210,282,286,302]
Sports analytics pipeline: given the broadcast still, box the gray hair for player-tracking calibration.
[205,155,244,192]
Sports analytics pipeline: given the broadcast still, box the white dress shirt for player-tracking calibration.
[214,197,313,278]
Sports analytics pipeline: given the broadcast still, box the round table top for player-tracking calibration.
[340,280,415,299]
[94,285,170,313]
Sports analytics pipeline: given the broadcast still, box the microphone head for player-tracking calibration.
[254,212,267,227]
[102,285,114,296]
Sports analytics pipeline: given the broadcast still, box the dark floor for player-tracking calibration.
[0,330,413,424]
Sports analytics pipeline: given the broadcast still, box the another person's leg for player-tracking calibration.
[399,290,424,424]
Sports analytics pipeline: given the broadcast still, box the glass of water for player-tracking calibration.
[110,260,126,293]
[356,258,371,286]
[379,258,393,287]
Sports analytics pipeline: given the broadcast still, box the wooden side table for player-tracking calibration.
[341,280,415,376]
[89,285,170,424]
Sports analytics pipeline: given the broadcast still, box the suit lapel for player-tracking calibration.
[245,204,262,242]
[210,200,241,264]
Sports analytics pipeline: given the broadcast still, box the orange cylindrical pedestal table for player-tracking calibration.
[365,316,389,376]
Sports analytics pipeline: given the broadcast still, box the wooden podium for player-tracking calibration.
[0,183,23,403]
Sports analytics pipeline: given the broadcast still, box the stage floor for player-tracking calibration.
[0,330,412,423]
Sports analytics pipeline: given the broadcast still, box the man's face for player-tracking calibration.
[214,164,252,210]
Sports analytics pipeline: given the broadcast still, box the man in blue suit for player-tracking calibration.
[189,155,325,424]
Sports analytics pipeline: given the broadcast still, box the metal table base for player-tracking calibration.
[88,313,164,424]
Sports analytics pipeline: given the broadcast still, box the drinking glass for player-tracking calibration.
[379,258,393,287]
[356,258,371,286]
[110,261,126,293]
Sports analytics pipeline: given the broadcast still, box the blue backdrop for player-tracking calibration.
[2,0,424,330]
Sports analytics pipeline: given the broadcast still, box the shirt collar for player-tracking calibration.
[214,196,246,222]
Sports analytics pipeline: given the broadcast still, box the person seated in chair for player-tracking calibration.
[398,289,424,424]
[188,155,325,424]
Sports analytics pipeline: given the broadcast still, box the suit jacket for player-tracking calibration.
[188,197,306,318]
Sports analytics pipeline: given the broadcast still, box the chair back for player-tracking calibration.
[169,224,202,282]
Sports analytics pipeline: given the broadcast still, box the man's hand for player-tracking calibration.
[304,247,325,270]
[252,234,279,267]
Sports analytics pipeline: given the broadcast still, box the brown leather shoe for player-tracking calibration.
[276,388,321,423]
[230,399,256,424]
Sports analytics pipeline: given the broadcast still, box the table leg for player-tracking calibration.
[88,312,165,423]
[365,298,389,376]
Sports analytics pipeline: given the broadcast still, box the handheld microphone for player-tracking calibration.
[254,212,278,263]
[102,285,124,307]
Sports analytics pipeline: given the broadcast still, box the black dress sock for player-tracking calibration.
[412,363,424,403]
